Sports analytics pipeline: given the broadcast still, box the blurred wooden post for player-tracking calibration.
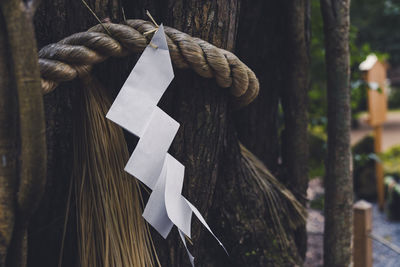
[374,125,384,209]
[353,200,372,267]
[359,54,388,210]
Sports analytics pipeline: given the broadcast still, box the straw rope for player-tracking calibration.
[38,19,259,107]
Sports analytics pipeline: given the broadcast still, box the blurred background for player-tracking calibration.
[306,1,400,266]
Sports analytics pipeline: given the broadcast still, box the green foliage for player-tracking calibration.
[351,0,400,65]
[352,135,379,199]
[245,250,257,257]
[352,137,400,200]
[309,0,391,130]
[352,135,377,165]
[384,176,400,220]
[350,79,368,114]
[310,194,324,211]
[308,127,327,179]
[381,145,400,177]
[309,0,400,185]
[309,0,327,128]
[388,86,400,108]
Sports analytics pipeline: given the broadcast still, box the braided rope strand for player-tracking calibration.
[38,19,259,107]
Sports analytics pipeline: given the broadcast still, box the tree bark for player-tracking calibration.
[234,0,310,258]
[123,2,303,265]
[279,0,310,257]
[28,1,123,266]
[321,0,353,266]
[0,11,18,267]
[0,0,47,266]
[16,1,307,266]
[233,1,282,175]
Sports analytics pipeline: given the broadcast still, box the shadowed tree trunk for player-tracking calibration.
[0,0,307,266]
[279,1,310,257]
[0,11,18,267]
[234,0,310,258]
[123,1,303,265]
[321,0,353,266]
[0,0,47,266]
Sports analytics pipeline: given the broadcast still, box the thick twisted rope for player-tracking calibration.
[38,19,259,107]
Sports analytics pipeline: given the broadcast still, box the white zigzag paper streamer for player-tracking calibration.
[106,25,226,265]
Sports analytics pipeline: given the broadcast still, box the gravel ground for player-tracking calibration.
[371,203,400,266]
[304,179,324,267]
[304,208,324,267]
[304,178,400,266]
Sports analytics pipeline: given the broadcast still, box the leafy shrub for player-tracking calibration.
[352,135,378,199]
[381,145,400,177]
[308,128,327,179]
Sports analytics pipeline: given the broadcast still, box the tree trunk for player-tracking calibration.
[234,0,310,258]
[0,0,47,266]
[279,0,310,258]
[4,1,309,266]
[121,2,301,266]
[321,1,353,266]
[0,11,18,266]
[28,2,123,266]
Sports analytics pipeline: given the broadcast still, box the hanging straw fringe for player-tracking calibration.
[240,143,307,248]
[72,76,158,267]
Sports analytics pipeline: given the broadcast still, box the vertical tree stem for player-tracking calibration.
[0,0,46,266]
[0,10,18,267]
[280,0,310,257]
[321,0,353,266]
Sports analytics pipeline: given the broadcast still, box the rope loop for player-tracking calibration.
[39,19,259,107]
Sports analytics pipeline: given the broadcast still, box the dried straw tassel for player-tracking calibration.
[72,76,158,267]
[240,143,307,249]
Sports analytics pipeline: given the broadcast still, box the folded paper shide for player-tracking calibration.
[106,24,226,266]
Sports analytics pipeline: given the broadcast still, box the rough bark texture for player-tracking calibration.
[321,0,353,266]
[0,11,18,266]
[234,0,310,258]
[279,0,310,257]
[0,0,47,266]
[233,1,282,175]
[123,1,303,266]
[8,0,307,266]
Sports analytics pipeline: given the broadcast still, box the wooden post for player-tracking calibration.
[359,55,388,210]
[353,200,372,267]
[374,125,384,209]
